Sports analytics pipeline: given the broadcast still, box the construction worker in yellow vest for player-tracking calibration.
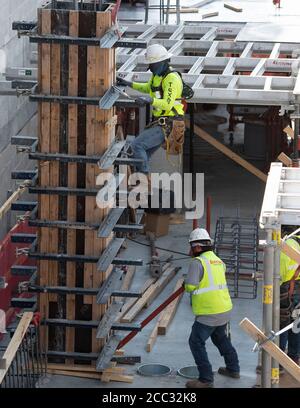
[116,44,186,176]
[184,228,240,388]
[279,225,300,366]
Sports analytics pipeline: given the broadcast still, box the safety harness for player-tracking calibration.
[148,70,189,163]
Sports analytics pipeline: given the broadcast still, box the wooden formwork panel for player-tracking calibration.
[37,6,115,358]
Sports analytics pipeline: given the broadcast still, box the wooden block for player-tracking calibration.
[157,278,184,335]
[277,152,292,167]
[188,122,267,182]
[224,3,243,12]
[240,318,300,382]
[202,11,219,18]
[114,349,125,356]
[122,267,179,322]
[146,320,159,352]
[283,126,294,139]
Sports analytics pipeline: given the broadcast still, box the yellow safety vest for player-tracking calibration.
[280,236,300,284]
[132,72,184,117]
[185,251,232,316]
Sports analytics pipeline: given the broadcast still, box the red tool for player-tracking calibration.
[117,285,185,349]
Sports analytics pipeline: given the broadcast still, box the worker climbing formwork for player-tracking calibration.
[117,43,193,181]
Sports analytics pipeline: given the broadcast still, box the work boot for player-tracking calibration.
[218,367,240,379]
[185,379,214,388]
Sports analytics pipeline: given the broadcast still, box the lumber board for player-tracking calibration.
[121,266,179,323]
[145,266,180,307]
[202,11,219,18]
[277,152,292,167]
[189,123,267,182]
[224,3,243,12]
[46,368,132,383]
[0,313,33,384]
[119,278,156,321]
[38,8,52,348]
[0,185,27,221]
[240,318,300,382]
[146,320,159,352]
[157,278,184,335]
[66,9,79,363]
[114,266,136,303]
[47,363,124,374]
[168,8,199,13]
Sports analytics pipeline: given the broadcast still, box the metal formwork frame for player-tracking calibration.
[8,21,300,108]
[259,163,300,388]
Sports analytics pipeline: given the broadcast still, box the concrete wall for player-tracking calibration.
[0,0,43,238]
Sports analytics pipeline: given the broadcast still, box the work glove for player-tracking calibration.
[116,76,133,88]
[135,95,153,107]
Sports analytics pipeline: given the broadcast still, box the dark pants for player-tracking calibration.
[279,283,300,361]
[189,321,240,383]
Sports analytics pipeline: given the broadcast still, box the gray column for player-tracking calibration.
[261,229,274,388]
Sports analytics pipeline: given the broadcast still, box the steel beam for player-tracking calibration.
[96,335,122,371]
[11,201,37,212]
[11,265,37,276]
[11,297,37,308]
[11,233,37,243]
[97,238,124,272]
[96,267,124,304]
[98,140,126,170]
[97,207,125,238]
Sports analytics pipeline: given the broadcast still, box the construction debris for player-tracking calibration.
[157,278,184,335]
[202,11,219,19]
[121,266,180,323]
[224,3,243,12]
[168,8,199,14]
[146,278,184,352]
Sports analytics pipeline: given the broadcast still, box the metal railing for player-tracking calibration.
[0,312,46,388]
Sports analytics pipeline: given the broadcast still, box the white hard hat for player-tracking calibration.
[145,44,172,64]
[189,228,212,243]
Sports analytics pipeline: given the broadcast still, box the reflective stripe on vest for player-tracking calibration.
[280,236,300,283]
[192,256,228,295]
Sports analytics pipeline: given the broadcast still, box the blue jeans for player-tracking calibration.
[131,125,165,174]
[279,290,300,361]
[189,321,240,383]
